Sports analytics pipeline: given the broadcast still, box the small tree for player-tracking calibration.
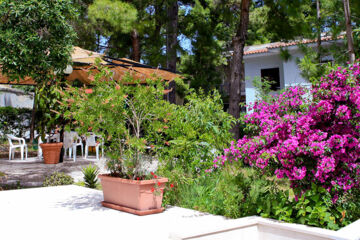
[0,0,77,140]
[61,63,175,179]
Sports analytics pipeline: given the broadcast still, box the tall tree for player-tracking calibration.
[166,0,179,103]
[229,0,251,139]
[72,0,98,51]
[178,1,234,92]
[131,29,141,61]
[343,0,355,63]
[88,0,138,59]
[316,0,322,62]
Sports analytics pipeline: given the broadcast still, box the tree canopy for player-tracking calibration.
[0,0,77,84]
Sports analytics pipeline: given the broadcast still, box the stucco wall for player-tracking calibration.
[244,49,310,109]
[283,51,310,88]
[244,53,285,108]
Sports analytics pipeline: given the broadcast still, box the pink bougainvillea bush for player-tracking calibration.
[216,63,360,199]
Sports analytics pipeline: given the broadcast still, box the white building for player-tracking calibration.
[244,35,344,108]
[0,85,33,109]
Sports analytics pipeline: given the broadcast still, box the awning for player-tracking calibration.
[0,47,180,85]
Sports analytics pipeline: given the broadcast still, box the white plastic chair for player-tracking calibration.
[64,131,83,162]
[84,134,103,161]
[6,134,28,160]
[69,135,84,160]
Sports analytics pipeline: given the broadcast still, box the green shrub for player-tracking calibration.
[258,184,355,230]
[340,188,360,223]
[43,172,74,187]
[163,166,357,230]
[162,167,285,219]
[0,107,32,140]
[0,171,6,191]
[159,90,234,175]
[82,164,99,189]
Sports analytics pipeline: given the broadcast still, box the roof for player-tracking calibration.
[71,46,106,64]
[0,47,181,85]
[244,35,344,55]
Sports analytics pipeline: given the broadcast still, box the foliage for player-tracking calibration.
[162,166,287,219]
[86,0,168,64]
[339,187,360,222]
[0,107,32,140]
[75,180,102,190]
[82,164,99,189]
[62,62,174,179]
[35,83,68,138]
[162,166,356,230]
[159,89,234,175]
[0,0,77,84]
[252,76,277,102]
[218,62,360,199]
[88,0,137,34]
[178,1,233,91]
[43,172,74,187]
[0,171,5,191]
[70,0,360,93]
[259,184,351,230]
[62,60,233,179]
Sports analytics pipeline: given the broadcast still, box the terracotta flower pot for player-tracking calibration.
[40,142,63,164]
[99,174,168,216]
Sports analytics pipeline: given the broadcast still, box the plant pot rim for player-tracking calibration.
[98,174,168,185]
[40,142,63,146]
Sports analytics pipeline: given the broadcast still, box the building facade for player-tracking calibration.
[243,36,343,109]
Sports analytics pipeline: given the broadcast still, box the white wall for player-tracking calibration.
[244,49,309,109]
[283,51,310,88]
[244,53,285,108]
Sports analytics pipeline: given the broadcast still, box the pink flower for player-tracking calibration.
[214,62,360,199]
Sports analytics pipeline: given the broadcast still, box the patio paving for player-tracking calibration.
[0,156,107,187]
[0,185,357,240]
[0,185,229,240]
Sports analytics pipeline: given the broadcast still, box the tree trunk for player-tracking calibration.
[59,125,64,163]
[316,0,321,63]
[29,88,37,142]
[229,0,251,139]
[154,1,162,43]
[343,0,355,63]
[166,0,178,104]
[131,29,141,62]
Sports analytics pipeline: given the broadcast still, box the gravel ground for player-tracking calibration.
[0,156,107,187]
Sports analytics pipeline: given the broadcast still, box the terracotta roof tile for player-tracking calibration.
[244,35,344,55]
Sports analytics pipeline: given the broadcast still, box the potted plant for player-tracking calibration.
[37,84,65,164]
[62,63,175,215]
[40,141,63,164]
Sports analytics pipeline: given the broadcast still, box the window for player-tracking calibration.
[261,68,280,91]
